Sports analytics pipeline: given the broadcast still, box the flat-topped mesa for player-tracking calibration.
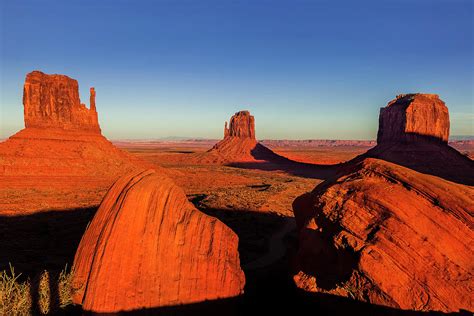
[23,71,101,133]
[225,110,256,139]
[377,93,449,144]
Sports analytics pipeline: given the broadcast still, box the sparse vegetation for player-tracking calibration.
[341,283,364,301]
[0,264,31,315]
[0,264,74,315]
[57,266,74,309]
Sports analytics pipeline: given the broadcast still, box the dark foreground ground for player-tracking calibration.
[0,205,469,316]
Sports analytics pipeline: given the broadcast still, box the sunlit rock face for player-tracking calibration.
[72,169,245,313]
[377,94,449,144]
[292,94,474,313]
[224,110,256,139]
[208,110,259,162]
[366,94,473,185]
[23,70,100,133]
[292,158,474,312]
[0,70,146,178]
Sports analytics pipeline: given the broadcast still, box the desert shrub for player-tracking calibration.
[0,264,74,315]
[58,265,74,308]
[0,264,31,315]
[37,271,50,314]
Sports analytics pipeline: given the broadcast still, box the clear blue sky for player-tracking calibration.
[1,0,472,140]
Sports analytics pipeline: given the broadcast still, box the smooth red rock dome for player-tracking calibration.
[72,169,245,313]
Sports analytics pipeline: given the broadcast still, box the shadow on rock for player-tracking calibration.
[361,138,474,186]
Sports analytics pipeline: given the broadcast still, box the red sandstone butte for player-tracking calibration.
[206,111,259,162]
[196,110,290,164]
[23,71,100,133]
[0,71,148,213]
[292,94,474,312]
[377,94,449,144]
[72,169,245,313]
[224,110,256,139]
[0,70,146,178]
[367,94,473,185]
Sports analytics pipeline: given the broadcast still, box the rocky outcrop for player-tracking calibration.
[367,94,473,185]
[292,159,474,312]
[207,111,259,162]
[224,111,256,139]
[72,169,245,313]
[0,71,147,213]
[377,94,449,144]
[197,110,297,165]
[0,70,145,177]
[23,71,100,133]
[292,93,474,312]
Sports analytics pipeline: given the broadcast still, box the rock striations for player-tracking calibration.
[72,169,245,313]
[292,94,474,313]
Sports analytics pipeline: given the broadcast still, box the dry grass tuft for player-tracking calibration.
[37,271,50,314]
[0,264,31,315]
[0,264,74,315]
[58,265,74,308]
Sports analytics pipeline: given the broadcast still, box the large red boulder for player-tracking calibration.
[23,71,100,133]
[72,169,245,313]
[377,94,449,144]
[292,159,474,312]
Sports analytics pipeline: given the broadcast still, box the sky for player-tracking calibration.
[0,0,472,140]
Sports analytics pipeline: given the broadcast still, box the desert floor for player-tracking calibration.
[1,140,472,314]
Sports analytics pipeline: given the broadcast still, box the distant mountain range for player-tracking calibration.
[450,135,474,140]
[111,136,473,143]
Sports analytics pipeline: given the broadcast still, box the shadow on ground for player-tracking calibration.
[227,139,474,185]
[80,292,471,316]
[197,206,290,265]
[228,143,341,180]
[0,206,470,315]
[0,207,97,315]
[0,207,97,278]
[362,141,474,186]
